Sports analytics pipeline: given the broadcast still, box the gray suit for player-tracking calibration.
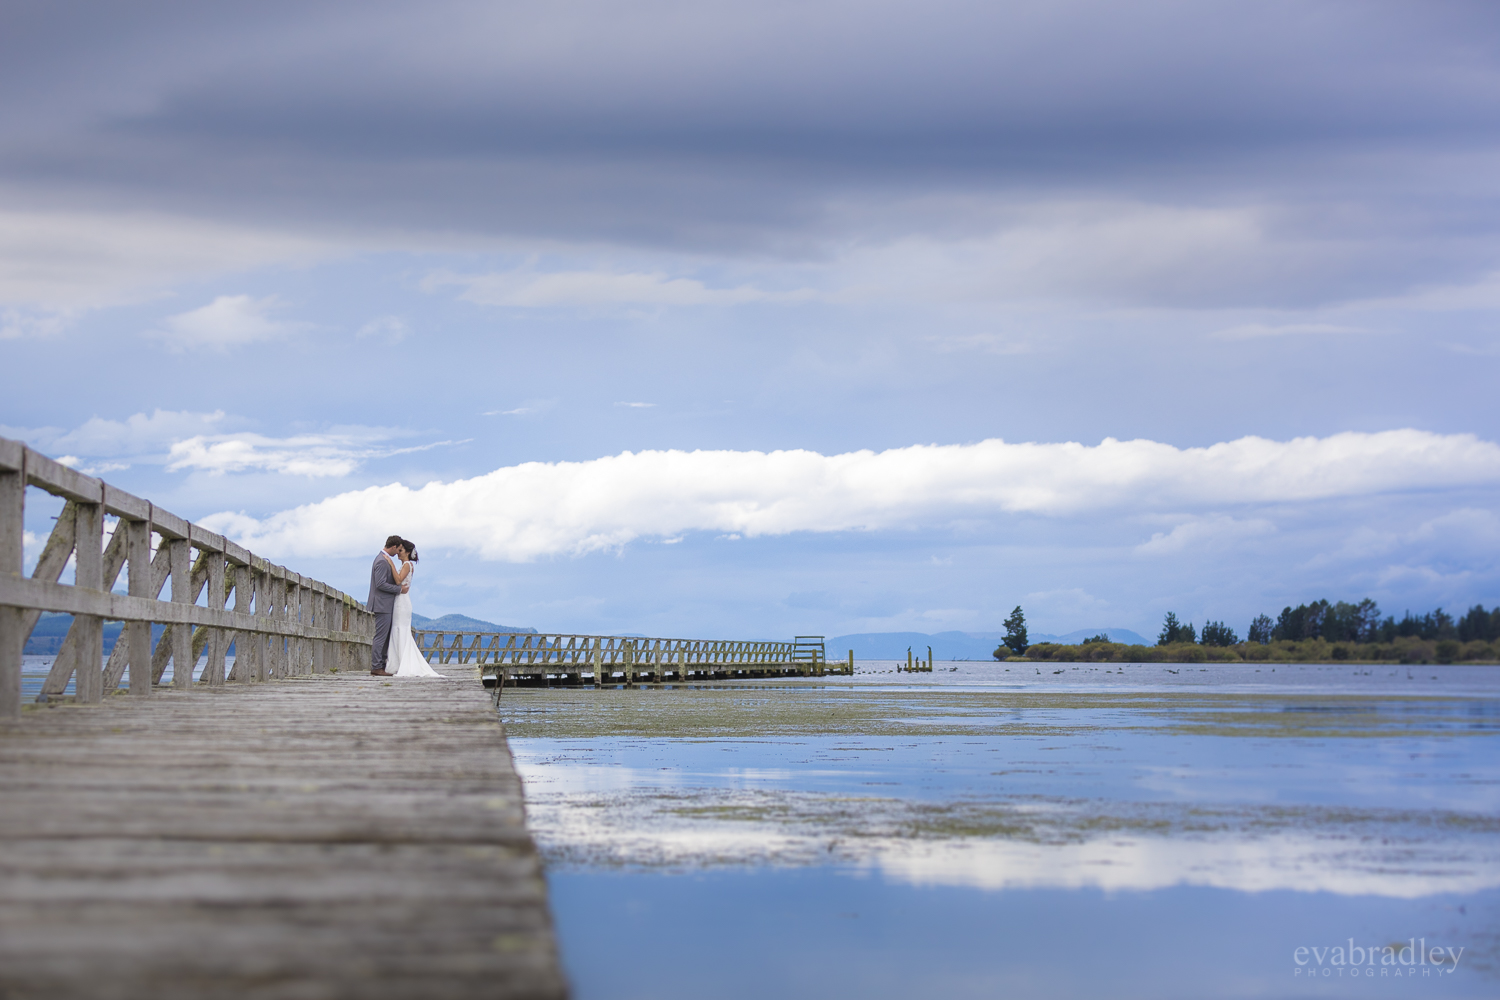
[369,551,402,671]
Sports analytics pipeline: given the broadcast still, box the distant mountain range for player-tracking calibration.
[410,613,536,634]
[24,613,141,655]
[828,628,1149,660]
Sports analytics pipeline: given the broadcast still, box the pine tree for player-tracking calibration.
[1002,606,1029,655]
[1201,620,1238,646]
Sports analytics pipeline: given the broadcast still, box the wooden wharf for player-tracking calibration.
[413,630,852,688]
[0,438,566,999]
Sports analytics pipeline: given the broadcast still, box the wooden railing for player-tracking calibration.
[412,630,848,687]
[0,437,374,718]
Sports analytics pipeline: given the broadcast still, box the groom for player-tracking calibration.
[368,534,409,676]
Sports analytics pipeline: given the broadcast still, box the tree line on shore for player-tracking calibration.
[992,601,1500,664]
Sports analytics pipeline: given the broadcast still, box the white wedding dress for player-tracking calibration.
[388,561,442,678]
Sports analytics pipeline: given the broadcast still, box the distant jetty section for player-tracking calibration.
[416,629,850,687]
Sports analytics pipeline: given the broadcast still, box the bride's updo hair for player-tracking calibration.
[402,539,418,562]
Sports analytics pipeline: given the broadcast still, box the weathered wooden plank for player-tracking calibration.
[0,665,566,999]
[149,505,190,541]
[101,482,149,522]
[188,522,224,552]
[22,448,102,503]
[0,575,367,643]
[223,537,250,566]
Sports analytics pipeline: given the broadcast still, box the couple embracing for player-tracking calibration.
[368,534,441,678]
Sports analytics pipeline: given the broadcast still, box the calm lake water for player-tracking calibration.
[20,653,205,699]
[502,661,1500,999]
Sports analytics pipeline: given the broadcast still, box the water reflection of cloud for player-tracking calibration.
[870,836,1500,898]
[513,759,850,795]
[506,680,1500,905]
[525,784,1500,899]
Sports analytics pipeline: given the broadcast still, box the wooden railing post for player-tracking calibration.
[126,517,152,696]
[280,574,293,676]
[322,588,334,673]
[285,576,298,675]
[0,445,23,720]
[245,564,263,682]
[168,536,192,688]
[259,567,274,680]
[318,589,329,670]
[341,599,354,673]
[302,582,314,674]
[72,490,105,702]
[297,579,310,674]
[204,547,226,687]
[312,586,327,674]
[260,567,275,681]
[290,576,304,675]
[273,572,286,675]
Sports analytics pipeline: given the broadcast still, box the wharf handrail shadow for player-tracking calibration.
[0,436,374,719]
[412,629,853,684]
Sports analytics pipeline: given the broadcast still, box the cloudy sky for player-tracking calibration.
[4,0,1499,639]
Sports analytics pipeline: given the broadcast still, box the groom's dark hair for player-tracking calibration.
[384,534,403,548]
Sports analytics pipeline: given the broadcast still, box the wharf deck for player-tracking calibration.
[0,664,566,1000]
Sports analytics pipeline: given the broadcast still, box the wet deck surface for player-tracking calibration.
[0,665,565,1000]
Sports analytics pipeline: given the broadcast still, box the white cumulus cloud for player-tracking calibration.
[150,295,305,350]
[167,431,464,478]
[200,430,1500,563]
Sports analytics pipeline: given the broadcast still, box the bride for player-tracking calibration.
[385,539,442,678]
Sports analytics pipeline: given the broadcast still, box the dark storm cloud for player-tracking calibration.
[4,0,1500,299]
